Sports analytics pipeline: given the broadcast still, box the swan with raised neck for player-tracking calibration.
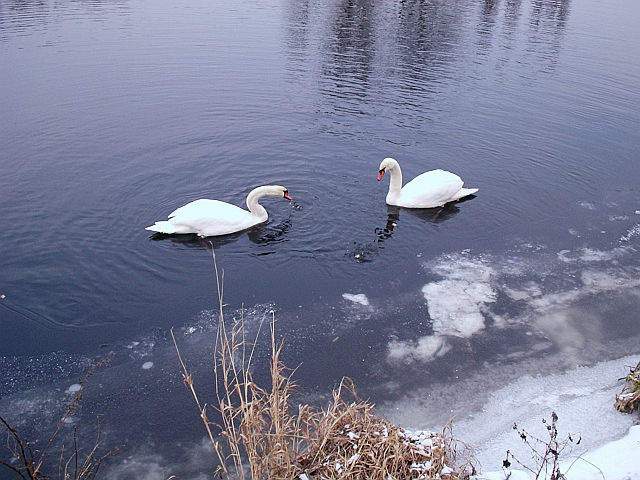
[377,157,478,208]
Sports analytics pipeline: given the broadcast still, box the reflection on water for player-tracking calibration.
[283,0,573,140]
[0,0,131,40]
[376,203,462,243]
[350,200,465,261]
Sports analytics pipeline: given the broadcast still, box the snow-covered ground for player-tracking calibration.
[382,354,640,480]
[477,425,640,480]
[470,356,640,480]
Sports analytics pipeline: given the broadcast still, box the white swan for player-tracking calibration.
[145,185,292,237]
[377,157,478,208]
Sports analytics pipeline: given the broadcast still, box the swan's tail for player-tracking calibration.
[456,187,478,200]
[145,221,178,234]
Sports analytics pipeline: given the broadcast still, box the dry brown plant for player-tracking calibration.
[615,360,640,414]
[172,248,474,480]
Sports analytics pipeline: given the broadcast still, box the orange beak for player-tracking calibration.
[377,169,385,181]
[284,192,292,201]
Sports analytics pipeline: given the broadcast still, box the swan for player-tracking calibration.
[145,185,292,237]
[377,157,478,208]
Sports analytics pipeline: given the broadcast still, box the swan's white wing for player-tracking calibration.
[168,199,257,236]
[400,169,464,208]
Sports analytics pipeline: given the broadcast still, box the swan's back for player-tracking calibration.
[168,199,245,221]
[400,169,464,208]
[167,199,261,236]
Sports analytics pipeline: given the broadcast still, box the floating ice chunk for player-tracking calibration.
[503,282,542,301]
[423,279,495,337]
[142,361,154,370]
[581,269,629,289]
[558,247,623,263]
[342,293,370,306]
[620,224,640,242]
[609,215,629,221]
[579,248,622,262]
[578,201,596,210]
[421,255,496,338]
[66,383,82,394]
[387,335,451,363]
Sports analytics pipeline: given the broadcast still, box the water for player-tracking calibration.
[1,0,640,476]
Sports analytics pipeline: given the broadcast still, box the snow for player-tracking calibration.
[564,425,640,480]
[383,355,640,480]
[475,425,640,480]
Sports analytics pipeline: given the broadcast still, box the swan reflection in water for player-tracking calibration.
[350,202,466,262]
[149,218,293,250]
[375,202,462,243]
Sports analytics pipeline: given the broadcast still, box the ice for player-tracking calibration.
[423,278,495,337]
[66,383,82,394]
[342,293,370,306]
[388,335,451,363]
[387,255,496,363]
[577,201,597,210]
[620,224,640,242]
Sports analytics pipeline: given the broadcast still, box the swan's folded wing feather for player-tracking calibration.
[168,199,256,236]
[168,199,244,220]
[401,169,464,207]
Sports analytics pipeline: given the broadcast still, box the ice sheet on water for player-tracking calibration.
[386,238,640,365]
[101,437,215,480]
[0,352,93,396]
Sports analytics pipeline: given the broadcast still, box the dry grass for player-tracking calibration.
[172,249,474,480]
[615,360,640,414]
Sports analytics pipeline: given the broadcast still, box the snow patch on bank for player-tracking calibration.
[382,354,639,479]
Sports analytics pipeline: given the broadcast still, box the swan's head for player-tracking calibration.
[269,185,292,200]
[378,157,399,181]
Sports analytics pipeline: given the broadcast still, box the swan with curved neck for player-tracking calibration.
[145,185,292,237]
[377,157,477,208]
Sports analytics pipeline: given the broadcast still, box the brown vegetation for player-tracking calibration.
[615,360,640,414]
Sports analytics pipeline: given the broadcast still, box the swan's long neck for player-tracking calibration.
[386,163,403,202]
[245,187,269,220]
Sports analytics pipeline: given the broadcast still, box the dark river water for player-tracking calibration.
[1,0,640,477]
